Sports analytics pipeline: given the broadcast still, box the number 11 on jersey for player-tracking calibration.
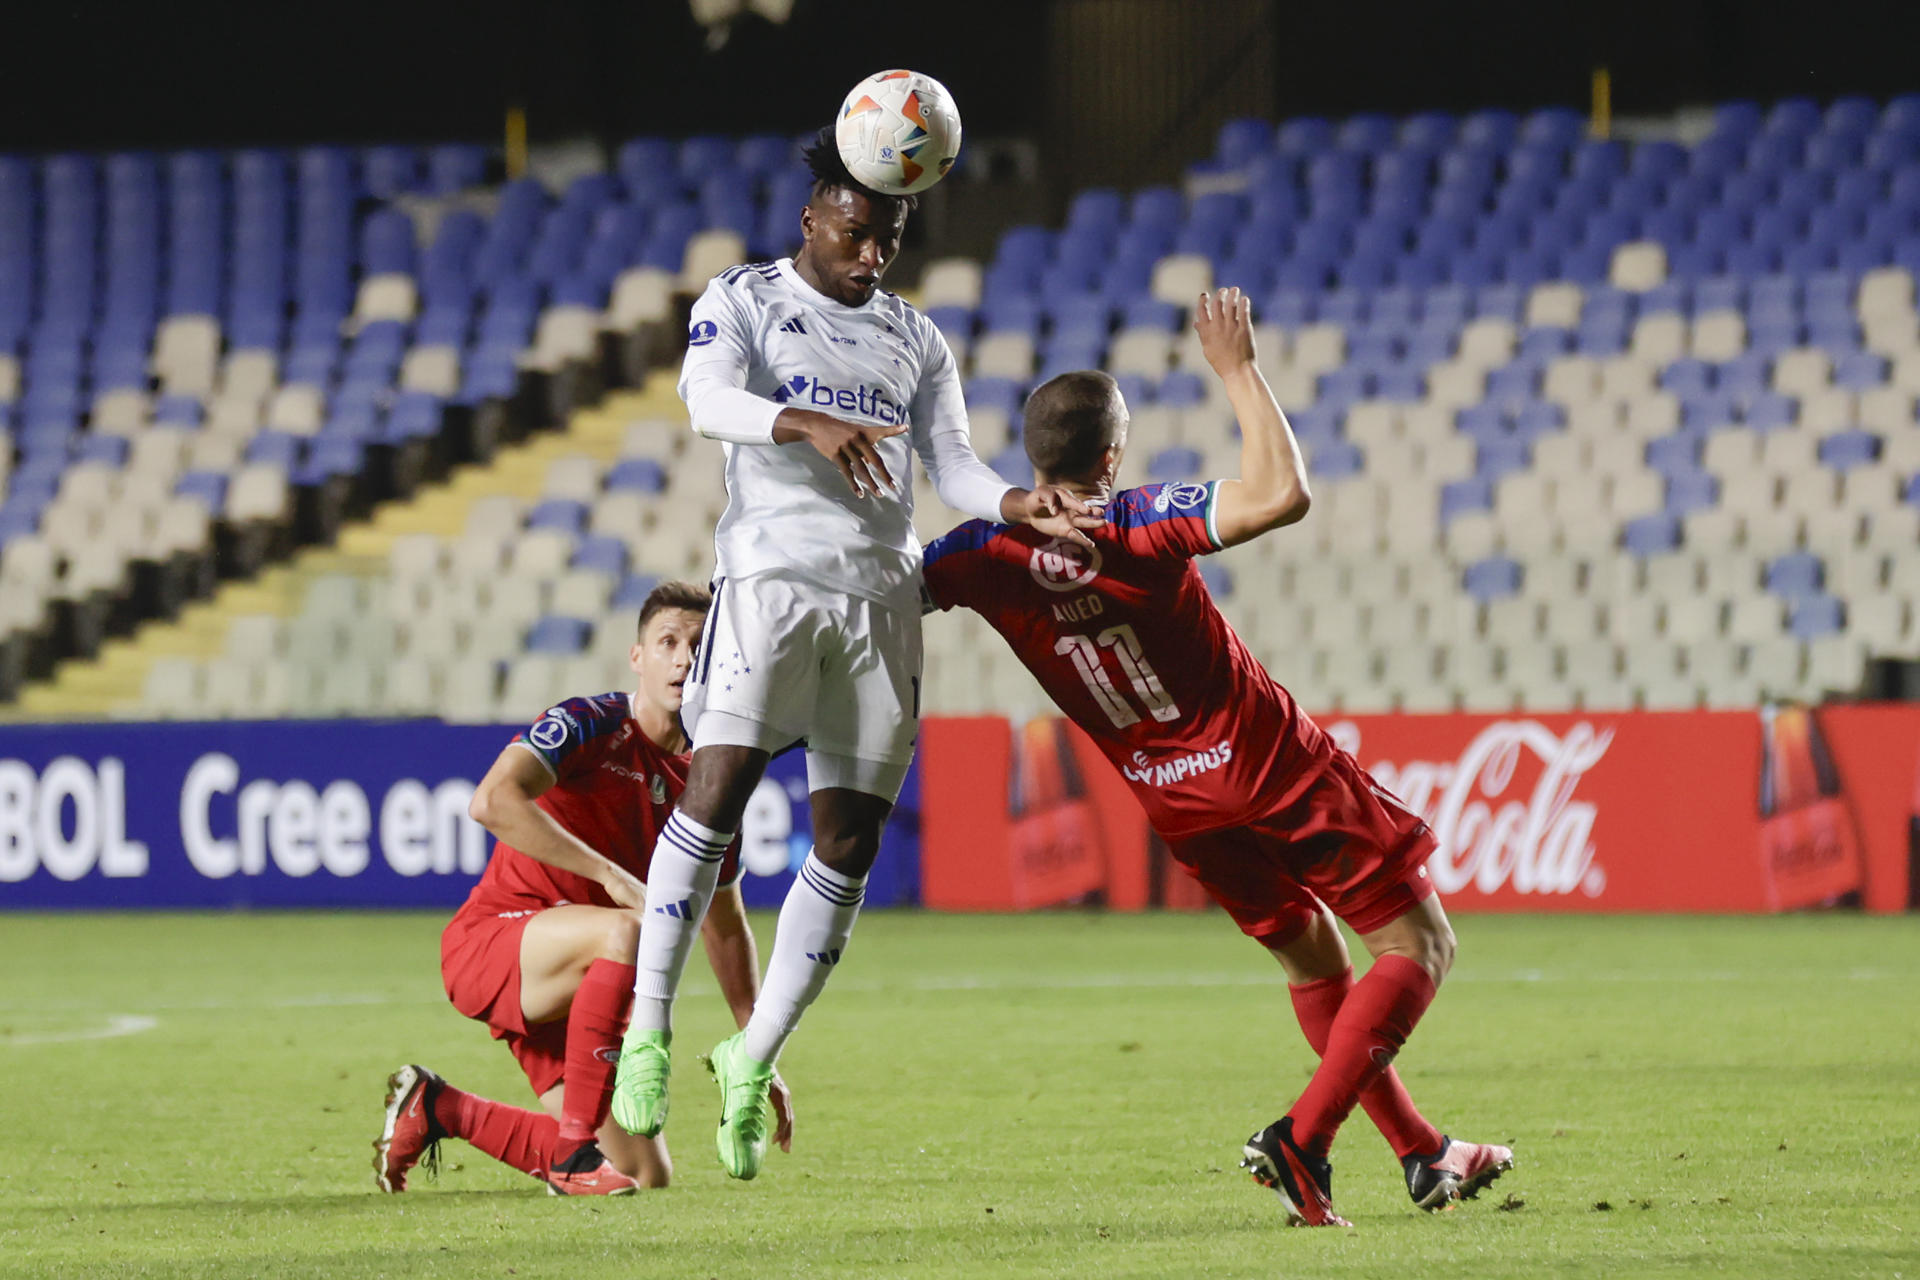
[1055,623,1182,729]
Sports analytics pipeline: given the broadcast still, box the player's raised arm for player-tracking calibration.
[1197,287,1312,547]
[678,279,907,498]
[467,746,647,909]
[910,321,1105,548]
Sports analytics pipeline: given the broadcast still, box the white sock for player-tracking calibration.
[629,809,734,1035]
[741,850,865,1064]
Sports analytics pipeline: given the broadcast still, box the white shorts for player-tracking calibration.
[681,572,921,801]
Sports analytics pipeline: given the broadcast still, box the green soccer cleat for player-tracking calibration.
[610,1028,671,1138]
[706,1032,775,1181]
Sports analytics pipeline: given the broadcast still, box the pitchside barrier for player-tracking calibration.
[0,720,918,911]
[0,709,1913,914]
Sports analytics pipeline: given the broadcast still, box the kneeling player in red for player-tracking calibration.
[373,581,792,1196]
[923,289,1510,1226]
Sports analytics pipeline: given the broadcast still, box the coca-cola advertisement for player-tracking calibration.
[917,709,1920,915]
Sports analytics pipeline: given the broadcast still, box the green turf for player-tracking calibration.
[2,911,1917,1279]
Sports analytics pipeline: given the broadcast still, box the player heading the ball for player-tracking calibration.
[609,116,1103,1182]
[924,289,1513,1226]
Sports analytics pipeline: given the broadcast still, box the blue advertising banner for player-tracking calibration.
[0,721,920,910]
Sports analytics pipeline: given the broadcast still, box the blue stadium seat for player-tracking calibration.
[605,457,667,494]
[989,446,1034,487]
[526,615,591,656]
[1788,596,1844,640]
[246,431,304,469]
[525,499,587,534]
[1155,370,1208,407]
[1665,471,1720,517]
[612,574,663,611]
[1621,515,1680,557]
[1743,393,1796,432]
[966,378,1025,418]
[175,471,229,512]
[1818,430,1882,472]
[1476,438,1531,481]
[1311,440,1366,479]
[1271,116,1331,154]
[0,504,40,546]
[571,535,629,576]
[1682,392,1739,432]
[1440,477,1493,524]
[1463,556,1522,601]
[1148,447,1203,482]
[153,394,204,427]
[1832,352,1888,390]
[300,436,365,483]
[1197,561,1234,599]
[1645,434,1702,476]
[1764,552,1825,599]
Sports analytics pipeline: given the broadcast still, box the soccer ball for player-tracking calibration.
[834,70,963,197]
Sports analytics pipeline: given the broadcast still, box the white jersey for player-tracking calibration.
[677,257,1010,614]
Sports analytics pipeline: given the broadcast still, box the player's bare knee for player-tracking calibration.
[601,912,642,962]
[680,746,768,830]
[812,831,880,878]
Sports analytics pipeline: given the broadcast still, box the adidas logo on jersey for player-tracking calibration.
[771,375,908,424]
[778,316,809,335]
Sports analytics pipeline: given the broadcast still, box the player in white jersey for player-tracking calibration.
[611,129,1102,1180]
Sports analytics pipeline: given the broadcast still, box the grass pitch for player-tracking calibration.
[2,910,1916,1279]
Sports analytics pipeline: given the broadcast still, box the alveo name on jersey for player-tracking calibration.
[1121,740,1234,787]
[772,374,908,424]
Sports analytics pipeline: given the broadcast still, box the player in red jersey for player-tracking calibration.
[372,581,793,1197]
[923,288,1511,1226]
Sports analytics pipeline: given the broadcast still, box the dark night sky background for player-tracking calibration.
[3,1,1918,152]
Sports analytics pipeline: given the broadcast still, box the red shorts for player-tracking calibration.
[1165,749,1437,945]
[440,904,569,1096]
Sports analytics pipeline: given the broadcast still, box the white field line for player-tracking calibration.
[0,965,1895,1028]
[0,1014,158,1046]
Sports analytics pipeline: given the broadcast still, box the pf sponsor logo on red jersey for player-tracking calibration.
[1328,719,1615,898]
[1028,538,1101,592]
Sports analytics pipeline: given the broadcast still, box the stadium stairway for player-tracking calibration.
[0,376,680,722]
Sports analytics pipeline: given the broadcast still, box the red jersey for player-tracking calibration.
[460,691,741,914]
[923,481,1334,838]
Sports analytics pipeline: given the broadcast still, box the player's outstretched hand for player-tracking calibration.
[778,409,909,499]
[1014,483,1105,551]
[769,1071,795,1153]
[1195,286,1256,376]
[598,864,647,911]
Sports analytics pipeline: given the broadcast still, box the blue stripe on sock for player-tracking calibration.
[800,861,865,906]
[660,820,727,864]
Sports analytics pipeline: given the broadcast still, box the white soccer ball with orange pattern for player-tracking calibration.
[834,69,963,197]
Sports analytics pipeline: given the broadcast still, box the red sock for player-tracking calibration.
[431,1084,556,1180]
[1287,955,1437,1157]
[557,959,636,1152]
[1289,968,1443,1160]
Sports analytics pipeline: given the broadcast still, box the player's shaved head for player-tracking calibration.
[1023,370,1128,483]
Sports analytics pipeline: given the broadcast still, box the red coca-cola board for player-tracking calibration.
[920,707,1920,914]
[1322,712,1766,912]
